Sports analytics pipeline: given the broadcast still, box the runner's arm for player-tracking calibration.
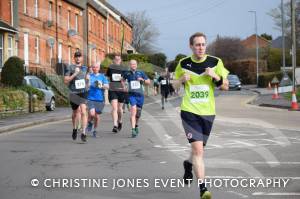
[64,67,79,84]
[102,76,109,90]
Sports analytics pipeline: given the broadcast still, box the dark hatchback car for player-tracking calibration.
[228,74,242,90]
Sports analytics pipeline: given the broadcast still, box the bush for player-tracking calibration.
[149,53,167,67]
[267,48,282,72]
[19,85,45,100]
[124,54,149,63]
[258,71,293,88]
[1,56,25,87]
[101,57,112,70]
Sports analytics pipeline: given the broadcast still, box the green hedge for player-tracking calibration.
[258,71,293,88]
[0,56,25,87]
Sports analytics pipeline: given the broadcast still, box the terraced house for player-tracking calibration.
[0,0,133,74]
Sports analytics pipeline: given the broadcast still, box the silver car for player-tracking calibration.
[23,76,56,111]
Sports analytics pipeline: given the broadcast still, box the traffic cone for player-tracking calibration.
[268,82,271,90]
[290,90,299,110]
[272,85,279,99]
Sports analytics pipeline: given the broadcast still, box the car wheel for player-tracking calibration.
[46,98,55,111]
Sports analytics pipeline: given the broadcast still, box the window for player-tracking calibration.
[49,1,52,21]
[29,79,39,88]
[93,15,96,33]
[35,36,39,63]
[58,42,62,63]
[37,79,46,89]
[88,13,91,31]
[75,14,78,32]
[102,20,105,40]
[10,0,13,26]
[34,0,38,18]
[68,46,71,65]
[67,10,70,30]
[0,34,3,68]
[24,33,29,66]
[50,46,53,66]
[15,41,18,56]
[58,5,61,26]
[23,0,27,14]
[7,36,13,58]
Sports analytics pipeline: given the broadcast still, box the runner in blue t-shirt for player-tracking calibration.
[86,62,109,137]
[123,59,150,138]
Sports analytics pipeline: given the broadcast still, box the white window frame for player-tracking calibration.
[23,0,27,14]
[15,41,18,56]
[7,36,13,58]
[50,46,53,66]
[34,0,38,18]
[58,42,62,63]
[67,10,70,30]
[68,46,71,65]
[35,36,39,63]
[24,33,29,66]
[75,14,78,32]
[49,1,52,21]
[0,34,3,68]
[10,0,13,26]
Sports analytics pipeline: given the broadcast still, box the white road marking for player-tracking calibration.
[252,192,300,196]
[227,190,248,198]
[252,161,300,165]
[206,176,300,180]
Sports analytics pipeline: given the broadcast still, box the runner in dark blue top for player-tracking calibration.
[86,62,109,137]
[123,59,151,138]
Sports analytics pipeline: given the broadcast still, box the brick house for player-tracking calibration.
[0,0,18,71]
[241,34,271,49]
[0,0,133,74]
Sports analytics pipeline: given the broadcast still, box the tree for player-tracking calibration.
[207,36,245,64]
[127,11,160,54]
[167,54,187,72]
[268,1,300,47]
[149,53,167,67]
[261,33,273,40]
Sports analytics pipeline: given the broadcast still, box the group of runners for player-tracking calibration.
[64,53,150,141]
[64,32,229,199]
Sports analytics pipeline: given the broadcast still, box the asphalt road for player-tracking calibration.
[0,89,299,199]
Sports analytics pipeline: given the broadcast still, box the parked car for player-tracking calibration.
[23,76,56,111]
[228,74,242,90]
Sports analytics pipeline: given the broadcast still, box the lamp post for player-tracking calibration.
[249,10,259,86]
[281,0,286,73]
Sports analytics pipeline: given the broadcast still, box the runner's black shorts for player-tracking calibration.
[161,88,169,98]
[108,90,125,103]
[180,110,215,145]
[69,92,87,111]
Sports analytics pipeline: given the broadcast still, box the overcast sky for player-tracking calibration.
[108,0,282,60]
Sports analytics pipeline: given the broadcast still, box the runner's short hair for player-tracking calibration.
[189,32,207,45]
[113,53,121,58]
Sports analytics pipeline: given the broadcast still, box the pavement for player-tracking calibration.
[0,94,179,134]
[0,89,299,199]
[0,108,71,134]
[242,85,299,111]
